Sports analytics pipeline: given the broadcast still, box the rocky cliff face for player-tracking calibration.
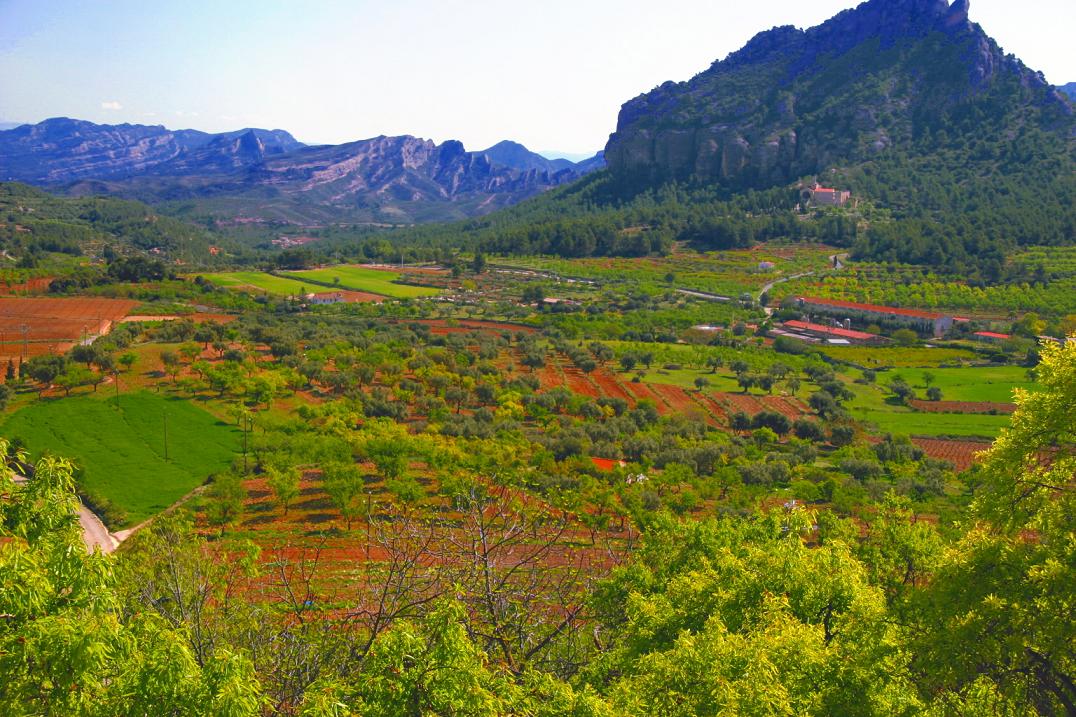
[605,0,1070,187]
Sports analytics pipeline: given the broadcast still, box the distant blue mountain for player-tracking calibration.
[481,140,604,175]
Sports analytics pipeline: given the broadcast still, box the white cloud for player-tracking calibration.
[101,100,122,110]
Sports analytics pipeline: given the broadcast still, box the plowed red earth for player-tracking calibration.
[211,474,623,601]
[761,395,808,420]
[912,438,991,472]
[589,370,636,405]
[715,392,768,415]
[0,297,137,360]
[908,399,1016,415]
[563,367,600,398]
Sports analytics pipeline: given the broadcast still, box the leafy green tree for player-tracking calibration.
[55,364,94,397]
[323,462,365,530]
[118,351,138,373]
[891,329,919,346]
[267,466,301,515]
[0,441,264,715]
[161,350,181,383]
[206,472,247,529]
[911,340,1076,714]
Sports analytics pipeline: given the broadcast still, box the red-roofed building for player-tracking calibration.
[796,296,954,337]
[782,320,885,344]
[973,331,1012,344]
[806,183,851,207]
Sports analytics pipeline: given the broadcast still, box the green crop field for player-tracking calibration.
[2,392,239,527]
[883,366,1036,403]
[282,265,440,298]
[199,271,312,296]
[849,407,1011,438]
[819,346,979,368]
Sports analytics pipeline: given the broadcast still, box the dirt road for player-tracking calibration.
[78,505,119,553]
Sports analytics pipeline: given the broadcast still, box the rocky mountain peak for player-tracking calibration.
[605,0,1067,188]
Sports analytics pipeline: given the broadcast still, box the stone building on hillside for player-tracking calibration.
[805,182,851,207]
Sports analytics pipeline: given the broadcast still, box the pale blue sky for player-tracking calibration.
[0,0,1072,155]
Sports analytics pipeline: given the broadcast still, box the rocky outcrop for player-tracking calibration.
[605,0,1069,186]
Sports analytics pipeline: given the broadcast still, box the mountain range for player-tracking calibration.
[0,118,603,224]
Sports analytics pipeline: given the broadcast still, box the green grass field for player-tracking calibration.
[2,391,239,527]
[849,407,1011,438]
[883,366,1035,403]
[282,265,440,298]
[199,271,313,296]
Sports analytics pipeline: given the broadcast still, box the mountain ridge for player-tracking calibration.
[0,118,602,223]
[604,0,1072,187]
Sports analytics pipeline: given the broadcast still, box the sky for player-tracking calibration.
[0,0,1073,157]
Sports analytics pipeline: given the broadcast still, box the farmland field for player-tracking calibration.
[282,265,441,298]
[884,366,1036,403]
[850,406,1011,438]
[197,271,313,296]
[819,346,979,368]
[2,391,239,527]
[0,296,138,361]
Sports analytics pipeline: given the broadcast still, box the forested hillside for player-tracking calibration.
[0,182,223,265]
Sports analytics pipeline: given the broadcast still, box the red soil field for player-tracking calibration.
[588,369,636,405]
[562,366,600,398]
[216,473,624,601]
[624,380,668,409]
[908,399,1016,415]
[401,319,536,336]
[648,383,712,422]
[534,362,565,390]
[761,395,809,420]
[912,438,991,472]
[0,297,138,361]
[715,392,768,415]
